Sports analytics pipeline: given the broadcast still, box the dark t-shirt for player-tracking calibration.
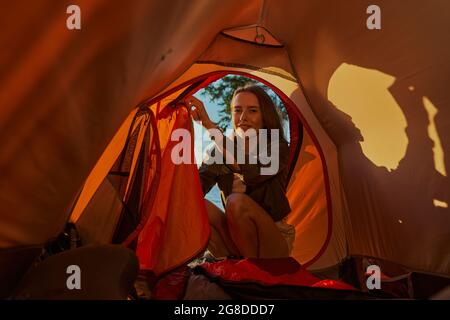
[198,137,291,222]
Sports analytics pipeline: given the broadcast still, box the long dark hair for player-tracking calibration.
[231,84,287,142]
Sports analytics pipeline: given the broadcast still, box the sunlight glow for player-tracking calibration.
[433,199,448,208]
[328,63,408,171]
[423,97,447,177]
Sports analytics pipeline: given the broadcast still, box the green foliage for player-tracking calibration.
[201,75,287,129]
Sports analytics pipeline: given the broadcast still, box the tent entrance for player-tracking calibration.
[69,70,332,276]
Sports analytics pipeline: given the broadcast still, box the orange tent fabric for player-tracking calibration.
[136,106,210,274]
[1,0,449,279]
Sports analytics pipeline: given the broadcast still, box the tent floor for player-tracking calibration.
[135,255,450,300]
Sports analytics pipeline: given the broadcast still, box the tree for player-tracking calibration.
[201,75,287,129]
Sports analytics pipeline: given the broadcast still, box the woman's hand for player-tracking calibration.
[231,173,246,193]
[183,96,214,130]
[185,95,241,172]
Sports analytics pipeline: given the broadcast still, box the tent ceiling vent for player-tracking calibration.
[221,25,283,47]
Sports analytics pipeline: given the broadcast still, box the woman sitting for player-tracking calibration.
[184,84,295,259]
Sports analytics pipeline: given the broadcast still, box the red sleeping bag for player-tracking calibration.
[153,257,363,300]
[196,257,357,291]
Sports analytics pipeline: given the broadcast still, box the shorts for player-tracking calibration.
[275,218,296,255]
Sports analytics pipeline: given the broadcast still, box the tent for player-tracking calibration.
[1,0,449,298]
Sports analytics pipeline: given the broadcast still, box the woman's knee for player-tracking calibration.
[225,193,252,221]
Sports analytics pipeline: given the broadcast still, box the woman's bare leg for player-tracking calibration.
[225,193,289,258]
[204,200,240,257]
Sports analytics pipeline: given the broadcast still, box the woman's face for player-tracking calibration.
[231,92,264,132]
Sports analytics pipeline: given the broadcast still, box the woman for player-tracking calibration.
[184,84,294,259]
